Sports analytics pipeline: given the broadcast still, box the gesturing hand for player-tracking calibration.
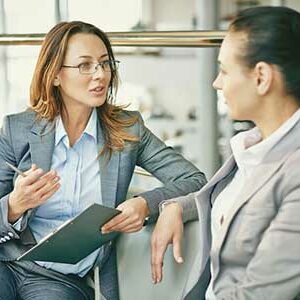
[101,196,150,233]
[151,202,184,284]
[8,164,60,223]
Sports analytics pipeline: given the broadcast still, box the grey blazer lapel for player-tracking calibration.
[182,157,236,297]
[214,152,290,260]
[214,119,300,255]
[96,121,120,208]
[204,156,236,196]
[22,118,55,239]
[28,118,55,172]
[183,188,212,299]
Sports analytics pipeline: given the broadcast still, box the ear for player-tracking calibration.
[253,62,273,96]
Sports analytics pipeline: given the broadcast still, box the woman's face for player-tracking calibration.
[213,32,259,121]
[56,33,112,112]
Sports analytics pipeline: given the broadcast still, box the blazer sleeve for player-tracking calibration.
[159,191,200,223]
[216,154,300,300]
[0,116,28,239]
[135,113,207,222]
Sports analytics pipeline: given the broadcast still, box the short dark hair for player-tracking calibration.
[230,6,300,101]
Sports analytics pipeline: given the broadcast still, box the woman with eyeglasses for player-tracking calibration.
[0,21,206,300]
[151,6,300,300]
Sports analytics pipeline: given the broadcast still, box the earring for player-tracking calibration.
[53,78,60,86]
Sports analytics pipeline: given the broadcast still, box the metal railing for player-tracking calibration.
[0,30,225,47]
[0,30,225,177]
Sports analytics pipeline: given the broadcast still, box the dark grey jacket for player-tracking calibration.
[0,109,206,300]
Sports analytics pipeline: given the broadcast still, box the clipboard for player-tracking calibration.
[17,203,121,264]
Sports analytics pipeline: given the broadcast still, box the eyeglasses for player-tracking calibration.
[62,60,120,75]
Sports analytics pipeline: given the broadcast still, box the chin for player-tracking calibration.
[227,109,243,121]
[227,110,236,120]
[90,98,106,107]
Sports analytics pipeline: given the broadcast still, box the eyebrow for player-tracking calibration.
[78,54,109,59]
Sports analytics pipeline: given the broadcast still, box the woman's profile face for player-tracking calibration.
[55,33,112,113]
[213,32,259,121]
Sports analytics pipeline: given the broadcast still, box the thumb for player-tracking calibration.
[31,164,38,170]
[173,236,183,264]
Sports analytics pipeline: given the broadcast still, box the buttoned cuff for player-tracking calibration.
[0,194,21,241]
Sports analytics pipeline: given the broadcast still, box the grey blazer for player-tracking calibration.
[0,109,206,300]
[177,119,300,300]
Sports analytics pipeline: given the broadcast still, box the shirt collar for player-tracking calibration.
[230,108,300,174]
[55,108,98,147]
[83,108,97,141]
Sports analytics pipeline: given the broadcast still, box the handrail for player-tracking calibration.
[0,30,225,47]
[0,30,226,177]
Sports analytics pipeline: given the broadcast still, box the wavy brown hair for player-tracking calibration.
[30,21,139,156]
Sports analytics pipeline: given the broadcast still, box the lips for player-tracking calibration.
[89,86,104,93]
[89,85,106,96]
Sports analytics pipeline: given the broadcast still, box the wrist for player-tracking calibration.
[8,193,24,223]
[162,202,183,217]
[138,196,150,217]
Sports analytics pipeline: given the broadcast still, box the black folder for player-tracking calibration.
[17,203,121,264]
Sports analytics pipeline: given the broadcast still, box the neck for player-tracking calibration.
[61,106,93,146]
[255,97,299,139]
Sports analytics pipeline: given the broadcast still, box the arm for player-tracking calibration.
[216,163,300,300]
[151,192,199,283]
[102,112,205,233]
[136,114,206,222]
[0,115,24,237]
[0,116,60,240]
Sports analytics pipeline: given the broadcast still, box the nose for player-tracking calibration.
[92,64,105,79]
[212,72,222,90]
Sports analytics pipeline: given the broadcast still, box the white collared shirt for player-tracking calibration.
[206,108,300,299]
[30,108,102,277]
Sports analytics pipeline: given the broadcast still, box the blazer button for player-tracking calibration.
[0,237,6,243]
[4,235,11,241]
[8,232,14,237]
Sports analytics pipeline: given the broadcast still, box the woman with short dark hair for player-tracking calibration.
[151,6,300,300]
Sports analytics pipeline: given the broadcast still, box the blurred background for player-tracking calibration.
[1,0,299,191]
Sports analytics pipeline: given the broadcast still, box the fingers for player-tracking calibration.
[150,203,184,284]
[34,176,60,203]
[101,212,143,233]
[14,165,61,210]
[102,199,148,233]
[151,235,168,284]
[38,182,60,204]
[102,214,126,232]
[23,163,38,175]
[8,165,60,221]
[173,235,183,264]
[20,167,45,186]
[30,170,59,192]
[101,213,127,233]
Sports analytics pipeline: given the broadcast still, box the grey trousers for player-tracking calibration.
[0,260,94,300]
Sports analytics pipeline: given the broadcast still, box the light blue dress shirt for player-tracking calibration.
[29,109,102,277]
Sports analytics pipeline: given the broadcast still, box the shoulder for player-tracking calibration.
[281,147,300,175]
[117,109,144,133]
[1,109,37,136]
[277,147,300,195]
[4,108,36,126]
[118,109,142,121]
